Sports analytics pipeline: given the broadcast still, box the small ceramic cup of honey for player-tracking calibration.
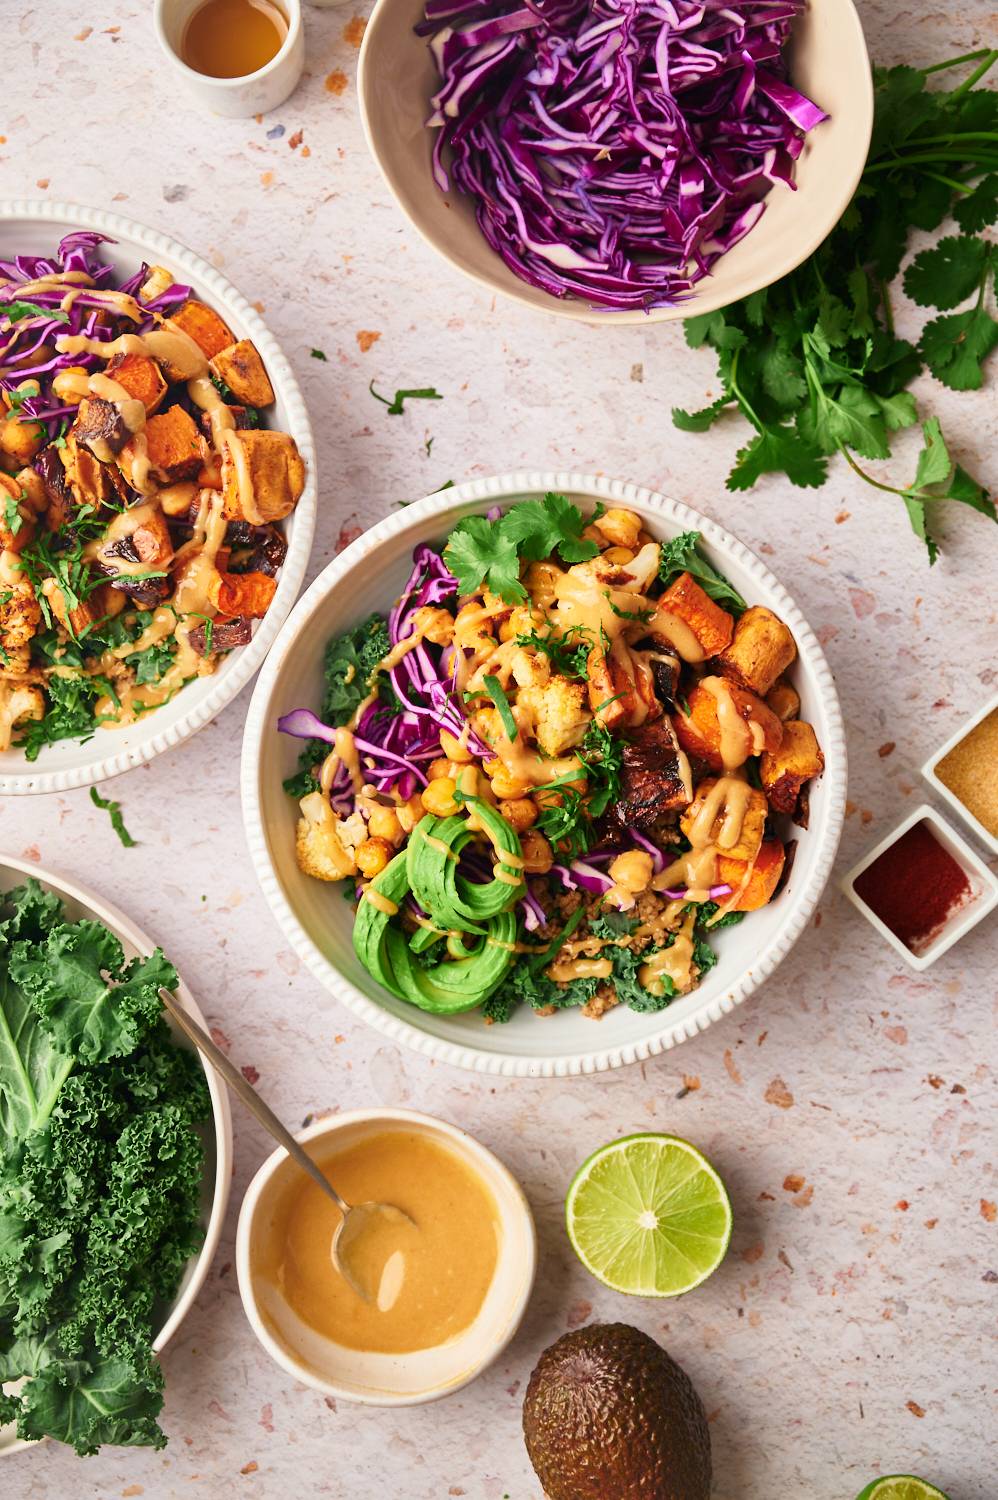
[153,0,304,119]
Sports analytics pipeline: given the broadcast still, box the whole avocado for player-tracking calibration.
[522,1323,711,1500]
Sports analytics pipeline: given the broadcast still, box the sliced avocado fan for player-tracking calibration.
[353,798,525,1015]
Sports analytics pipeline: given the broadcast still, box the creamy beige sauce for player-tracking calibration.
[699,675,765,770]
[640,928,694,995]
[256,1130,500,1355]
[651,608,705,664]
[547,955,613,982]
[363,886,399,917]
[418,826,459,861]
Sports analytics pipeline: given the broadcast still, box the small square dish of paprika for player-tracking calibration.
[841,804,998,972]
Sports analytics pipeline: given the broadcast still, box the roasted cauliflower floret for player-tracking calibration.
[295,792,360,881]
[0,680,44,751]
[0,578,42,652]
[517,676,589,757]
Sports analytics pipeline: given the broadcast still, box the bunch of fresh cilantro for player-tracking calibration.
[0,880,209,1455]
[674,50,998,561]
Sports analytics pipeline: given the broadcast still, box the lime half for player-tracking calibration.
[856,1482,950,1500]
[565,1133,732,1297]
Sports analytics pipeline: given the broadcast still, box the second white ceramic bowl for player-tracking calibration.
[0,855,233,1458]
[0,202,317,797]
[236,1109,537,1405]
[240,472,847,1077]
[358,0,873,324]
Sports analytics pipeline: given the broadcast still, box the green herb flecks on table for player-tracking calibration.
[674,50,998,561]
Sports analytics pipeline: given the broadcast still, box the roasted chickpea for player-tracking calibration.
[421,777,459,817]
[594,507,642,549]
[51,365,91,405]
[609,849,654,894]
[602,546,635,566]
[396,793,426,833]
[0,414,45,465]
[520,829,554,875]
[440,727,473,763]
[427,757,453,781]
[499,797,539,833]
[14,468,46,513]
[367,804,404,845]
[356,837,393,878]
[413,605,455,646]
[490,765,530,800]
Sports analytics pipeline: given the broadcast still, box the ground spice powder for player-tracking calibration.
[853,820,973,954]
[935,707,998,838]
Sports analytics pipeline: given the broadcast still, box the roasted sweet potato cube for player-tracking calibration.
[0,473,36,553]
[715,605,797,696]
[681,777,768,864]
[760,720,824,815]
[41,576,100,638]
[168,298,235,360]
[717,839,786,911]
[210,339,275,408]
[130,506,174,570]
[105,351,169,414]
[586,644,659,731]
[765,678,800,722]
[220,429,305,525]
[613,717,691,827]
[130,405,205,484]
[208,569,277,619]
[73,396,130,458]
[654,572,734,658]
[673,678,783,772]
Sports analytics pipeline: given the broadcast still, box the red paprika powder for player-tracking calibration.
[853,820,972,954]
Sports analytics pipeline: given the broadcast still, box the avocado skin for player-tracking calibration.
[522,1323,711,1500]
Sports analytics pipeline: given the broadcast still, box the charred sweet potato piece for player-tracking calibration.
[715,605,797,697]
[613,717,691,827]
[131,406,205,484]
[104,351,169,415]
[653,572,734,658]
[208,569,276,619]
[73,396,130,458]
[130,507,174,570]
[717,839,786,911]
[760,720,824,815]
[168,298,235,360]
[681,777,769,864]
[673,677,783,772]
[210,339,274,408]
[40,576,100,638]
[245,523,288,577]
[198,406,255,441]
[220,429,305,525]
[188,615,253,656]
[586,643,659,731]
[35,446,74,531]
[765,678,800,722]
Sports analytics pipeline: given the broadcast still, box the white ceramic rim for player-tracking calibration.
[0,200,317,797]
[356,0,873,326]
[234,1108,538,1405]
[240,470,848,1077]
[840,803,998,972]
[0,852,233,1458]
[152,0,303,89]
[920,688,998,858]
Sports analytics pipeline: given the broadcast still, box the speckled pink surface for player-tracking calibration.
[2,3,997,1496]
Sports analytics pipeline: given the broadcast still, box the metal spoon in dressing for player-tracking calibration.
[158,988,414,1302]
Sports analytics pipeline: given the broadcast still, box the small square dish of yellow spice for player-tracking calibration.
[923,691,998,857]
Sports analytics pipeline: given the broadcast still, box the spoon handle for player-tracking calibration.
[158,988,350,1217]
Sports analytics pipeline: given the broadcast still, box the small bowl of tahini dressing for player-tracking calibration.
[236,1108,537,1404]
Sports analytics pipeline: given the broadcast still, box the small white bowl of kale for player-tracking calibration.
[0,859,231,1456]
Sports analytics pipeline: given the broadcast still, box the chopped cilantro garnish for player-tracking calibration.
[89,786,137,848]
[369,379,442,415]
[0,300,70,324]
[310,347,328,361]
[482,674,517,741]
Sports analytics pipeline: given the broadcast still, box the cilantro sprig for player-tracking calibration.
[369,380,442,416]
[89,786,137,848]
[444,493,599,602]
[673,50,998,562]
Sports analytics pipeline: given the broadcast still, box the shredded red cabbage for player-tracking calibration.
[419,0,827,310]
[0,231,190,436]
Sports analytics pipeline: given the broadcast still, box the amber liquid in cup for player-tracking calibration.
[181,0,288,79]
